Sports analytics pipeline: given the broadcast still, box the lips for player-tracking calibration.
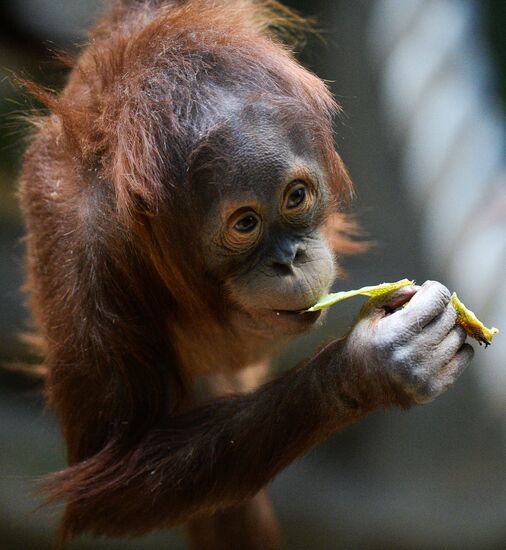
[270,308,322,331]
[237,301,324,336]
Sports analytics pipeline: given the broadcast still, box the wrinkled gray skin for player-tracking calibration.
[344,281,474,404]
[194,103,474,402]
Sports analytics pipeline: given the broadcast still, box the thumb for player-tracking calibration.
[360,284,420,319]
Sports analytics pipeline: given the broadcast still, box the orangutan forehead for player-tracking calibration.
[234,98,324,151]
[190,99,325,191]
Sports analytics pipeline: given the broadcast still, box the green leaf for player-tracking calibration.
[305,279,414,312]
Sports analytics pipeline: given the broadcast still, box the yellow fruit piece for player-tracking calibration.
[305,279,414,312]
[305,280,499,347]
[450,293,499,347]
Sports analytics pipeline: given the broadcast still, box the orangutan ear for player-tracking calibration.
[322,212,370,259]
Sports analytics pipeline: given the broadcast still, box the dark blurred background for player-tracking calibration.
[1,1,505,549]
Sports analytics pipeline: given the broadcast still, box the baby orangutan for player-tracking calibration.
[18,0,474,548]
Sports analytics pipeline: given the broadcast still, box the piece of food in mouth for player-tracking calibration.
[305,279,499,347]
[305,279,415,312]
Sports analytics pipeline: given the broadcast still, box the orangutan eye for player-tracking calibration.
[234,213,259,233]
[223,209,262,252]
[286,185,306,209]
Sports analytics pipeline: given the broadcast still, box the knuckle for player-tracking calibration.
[421,335,436,351]
[394,361,426,389]
[374,331,395,353]
[386,320,416,345]
[391,346,411,366]
[390,338,473,405]
[374,321,407,350]
[432,281,451,304]
[394,356,456,402]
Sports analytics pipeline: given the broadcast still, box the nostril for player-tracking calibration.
[271,261,294,276]
[271,241,305,273]
[293,246,305,266]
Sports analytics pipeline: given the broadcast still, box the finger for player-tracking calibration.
[433,325,467,366]
[395,280,451,331]
[421,303,458,345]
[382,285,420,310]
[435,343,474,391]
[370,285,419,319]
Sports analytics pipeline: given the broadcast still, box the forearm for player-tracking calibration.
[171,349,361,491]
[56,340,372,537]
